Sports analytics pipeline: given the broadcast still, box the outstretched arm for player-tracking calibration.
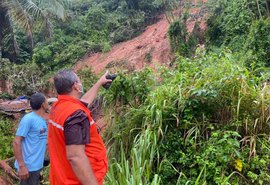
[80,71,112,105]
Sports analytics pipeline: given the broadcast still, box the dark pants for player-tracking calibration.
[20,170,41,185]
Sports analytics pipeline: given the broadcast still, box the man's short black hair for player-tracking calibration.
[30,93,46,110]
[54,70,78,95]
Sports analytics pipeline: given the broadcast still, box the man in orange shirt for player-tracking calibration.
[48,70,112,185]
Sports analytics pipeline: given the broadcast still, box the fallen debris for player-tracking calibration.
[0,97,57,117]
[0,177,12,185]
[0,157,19,181]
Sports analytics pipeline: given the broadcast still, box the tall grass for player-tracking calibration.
[103,49,270,184]
[105,129,161,185]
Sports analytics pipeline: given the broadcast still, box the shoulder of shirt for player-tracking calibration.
[70,109,88,117]
[18,112,34,126]
[21,112,34,120]
[65,110,89,125]
[22,112,45,122]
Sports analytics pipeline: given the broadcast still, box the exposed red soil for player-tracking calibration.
[0,1,208,182]
[73,14,170,74]
[73,0,208,75]
[73,0,208,129]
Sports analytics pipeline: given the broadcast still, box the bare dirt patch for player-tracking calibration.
[73,0,208,75]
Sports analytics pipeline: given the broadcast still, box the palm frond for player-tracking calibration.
[3,0,34,47]
[23,0,43,18]
[35,0,69,20]
[6,12,20,55]
[43,0,66,20]
[21,0,54,38]
[4,0,68,36]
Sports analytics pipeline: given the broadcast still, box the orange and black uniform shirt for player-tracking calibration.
[48,95,108,185]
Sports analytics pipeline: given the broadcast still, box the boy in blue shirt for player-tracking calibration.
[13,93,49,185]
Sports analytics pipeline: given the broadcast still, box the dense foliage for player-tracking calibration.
[0,0,172,96]
[101,0,270,184]
[0,0,171,97]
[0,0,67,63]
[103,49,270,184]
[33,0,170,72]
[168,1,204,57]
[206,0,270,68]
[0,116,14,159]
[1,0,270,184]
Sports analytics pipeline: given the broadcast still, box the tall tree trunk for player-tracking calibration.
[256,0,262,18]
[265,0,270,17]
[0,5,19,62]
[0,6,5,59]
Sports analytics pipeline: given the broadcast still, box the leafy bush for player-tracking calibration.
[104,68,155,107]
[103,69,156,155]
[206,0,270,69]
[0,61,46,96]
[241,137,270,184]
[103,49,270,184]
[169,19,189,54]
[244,18,270,67]
[32,45,54,67]
[0,93,15,100]
[168,12,201,57]
[0,116,14,159]
[77,67,98,91]
[195,131,241,184]
[206,0,253,50]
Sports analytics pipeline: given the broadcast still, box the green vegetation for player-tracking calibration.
[1,0,270,184]
[31,0,170,72]
[103,49,270,184]
[102,0,270,184]
[168,2,203,57]
[1,0,171,96]
[206,0,270,68]
[0,116,14,159]
[0,0,67,62]
[77,67,98,90]
[0,60,47,96]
